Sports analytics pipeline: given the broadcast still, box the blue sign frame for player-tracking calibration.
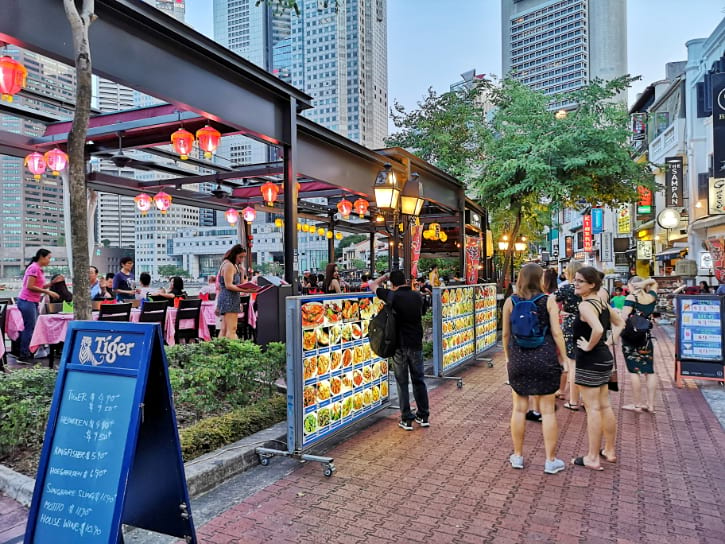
[25,322,197,544]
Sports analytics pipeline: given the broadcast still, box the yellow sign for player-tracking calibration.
[617,204,631,234]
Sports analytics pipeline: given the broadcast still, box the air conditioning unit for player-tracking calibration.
[675,259,698,277]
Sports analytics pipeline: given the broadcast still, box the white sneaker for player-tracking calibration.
[509,454,524,469]
[544,458,566,474]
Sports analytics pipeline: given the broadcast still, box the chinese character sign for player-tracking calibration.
[465,236,481,285]
[583,215,593,252]
[410,224,424,278]
[617,205,631,234]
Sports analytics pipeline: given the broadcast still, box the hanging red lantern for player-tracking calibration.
[43,148,68,176]
[225,208,239,226]
[134,193,153,215]
[260,181,280,206]
[24,152,46,180]
[0,56,27,102]
[154,191,172,214]
[337,198,352,219]
[353,198,369,218]
[171,128,194,160]
[242,206,256,223]
[196,125,221,159]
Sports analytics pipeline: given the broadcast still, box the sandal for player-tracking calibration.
[571,456,603,471]
[563,402,580,411]
[599,449,617,463]
[642,406,656,414]
[622,404,642,412]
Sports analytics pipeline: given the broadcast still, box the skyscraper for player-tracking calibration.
[501,0,627,103]
[0,47,75,276]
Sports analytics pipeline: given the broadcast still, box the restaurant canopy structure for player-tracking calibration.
[1,0,485,290]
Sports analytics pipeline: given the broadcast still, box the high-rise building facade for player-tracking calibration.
[0,47,75,276]
[501,0,627,103]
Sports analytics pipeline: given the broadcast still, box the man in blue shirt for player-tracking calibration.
[112,257,137,301]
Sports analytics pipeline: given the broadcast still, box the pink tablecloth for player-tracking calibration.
[6,306,25,341]
[24,305,211,352]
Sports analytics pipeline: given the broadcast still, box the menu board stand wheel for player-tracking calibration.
[255,447,335,477]
[424,373,464,388]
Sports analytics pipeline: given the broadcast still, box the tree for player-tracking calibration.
[387,76,652,283]
[158,265,191,279]
[63,0,94,320]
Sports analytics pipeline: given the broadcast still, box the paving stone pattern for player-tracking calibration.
[2,325,725,543]
[194,325,725,544]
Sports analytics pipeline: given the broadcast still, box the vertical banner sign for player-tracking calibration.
[582,215,593,252]
[617,204,631,234]
[709,178,725,215]
[565,236,573,258]
[591,208,603,234]
[631,113,646,141]
[665,156,684,207]
[410,224,423,277]
[704,239,725,282]
[637,186,653,216]
[712,72,725,176]
[465,236,480,285]
[601,232,613,262]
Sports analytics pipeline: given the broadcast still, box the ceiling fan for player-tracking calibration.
[96,132,160,171]
[211,182,228,198]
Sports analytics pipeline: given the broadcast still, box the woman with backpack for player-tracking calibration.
[621,276,658,414]
[571,266,625,470]
[503,263,568,474]
[555,260,583,410]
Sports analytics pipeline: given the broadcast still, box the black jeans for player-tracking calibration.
[392,347,429,421]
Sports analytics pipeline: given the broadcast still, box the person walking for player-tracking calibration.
[502,263,567,473]
[555,260,583,411]
[368,270,429,430]
[16,249,60,363]
[621,276,658,414]
[216,244,247,339]
[571,266,625,470]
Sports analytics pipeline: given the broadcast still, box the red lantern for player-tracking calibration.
[171,128,194,160]
[242,206,256,223]
[154,191,172,214]
[196,125,221,159]
[353,198,369,218]
[337,198,352,219]
[134,193,152,215]
[260,181,280,206]
[24,152,46,180]
[0,56,27,102]
[43,148,68,175]
[225,208,239,226]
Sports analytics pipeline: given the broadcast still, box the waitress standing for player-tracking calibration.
[216,244,248,339]
[16,249,60,363]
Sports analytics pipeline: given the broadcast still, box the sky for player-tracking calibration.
[186,0,725,117]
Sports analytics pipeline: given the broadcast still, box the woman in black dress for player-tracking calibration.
[503,263,568,474]
[571,266,625,470]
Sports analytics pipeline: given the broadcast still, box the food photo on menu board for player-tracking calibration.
[440,287,476,369]
[474,285,497,353]
[299,296,388,447]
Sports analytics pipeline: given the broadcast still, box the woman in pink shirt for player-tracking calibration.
[16,249,60,362]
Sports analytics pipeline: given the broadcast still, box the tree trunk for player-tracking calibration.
[502,207,522,288]
[63,0,95,320]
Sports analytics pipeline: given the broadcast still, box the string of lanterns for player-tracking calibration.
[0,55,27,102]
[133,192,173,215]
[170,124,221,161]
[24,148,68,180]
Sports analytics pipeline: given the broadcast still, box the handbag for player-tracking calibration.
[608,339,619,392]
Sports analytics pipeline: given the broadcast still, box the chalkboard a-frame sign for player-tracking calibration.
[24,322,197,544]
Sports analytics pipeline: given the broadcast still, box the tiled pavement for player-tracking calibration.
[3,324,725,543]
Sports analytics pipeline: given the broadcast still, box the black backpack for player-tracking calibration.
[621,295,652,347]
[367,292,397,358]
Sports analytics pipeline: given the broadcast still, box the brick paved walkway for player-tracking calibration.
[2,325,725,543]
[194,325,725,544]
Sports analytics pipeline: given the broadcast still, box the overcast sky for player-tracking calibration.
[186,0,725,115]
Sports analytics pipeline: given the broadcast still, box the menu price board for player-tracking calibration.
[474,284,497,354]
[676,295,724,364]
[290,293,390,451]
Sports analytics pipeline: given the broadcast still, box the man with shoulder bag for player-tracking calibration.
[368,270,430,431]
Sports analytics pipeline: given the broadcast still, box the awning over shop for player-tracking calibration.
[655,247,688,261]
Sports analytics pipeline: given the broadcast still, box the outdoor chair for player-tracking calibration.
[0,297,14,305]
[138,300,168,336]
[98,302,132,322]
[174,298,202,344]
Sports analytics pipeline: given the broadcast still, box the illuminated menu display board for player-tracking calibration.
[677,296,724,362]
[474,284,497,354]
[289,293,390,451]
